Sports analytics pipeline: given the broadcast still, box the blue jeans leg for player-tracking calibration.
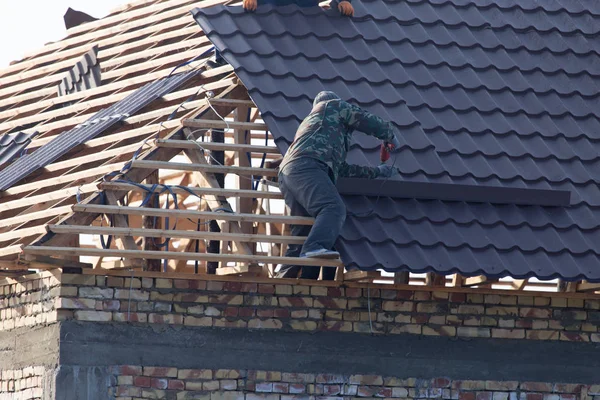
[278,158,346,278]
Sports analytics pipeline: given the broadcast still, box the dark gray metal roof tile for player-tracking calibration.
[0,131,38,168]
[193,0,600,281]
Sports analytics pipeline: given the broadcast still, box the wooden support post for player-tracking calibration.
[104,192,143,269]
[394,271,410,284]
[234,106,254,237]
[426,272,446,287]
[143,170,161,271]
[207,127,225,275]
[452,274,464,287]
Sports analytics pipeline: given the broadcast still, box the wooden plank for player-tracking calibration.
[156,140,279,154]
[575,282,600,292]
[234,105,254,237]
[182,119,268,131]
[463,276,497,287]
[0,184,98,211]
[208,99,255,107]
[99,182,283,199]
[0,245,24,257]
[0,205,74,229]
[215,265,264,276]
[344,271,381,281]
[48,225,307,244]
[104,192,143,268]
[22,247,345,267]
[131,160,278,177]
[394,271,410,284]
[72,204,315,225]
[3,163,125,197]
[0,226,49,243]
[143,170,162,271]
[511,279,528,290]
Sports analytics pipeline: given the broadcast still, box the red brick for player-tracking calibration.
[274,308,290,318]
[224,282,243,292]
[460,393,476,400]
[559,395,576,400]
[279,297,312,308]
[377,388,393,397]
[258,284,275,294]
[257,309,274,318]
[516,319,533,329]
[173,280,190,289]
[134,376,152,387]
[521,383,553,392]
[560,332,590,342]
[151,378,168,389]
[168,380,185,390]
[189,280,207,290]
[432,378,451,388]
[241,283,258,293]
[102,300,120,311]
[450,293,467,303]
[520,308,551,319]
[412,314,428,324]
[224,307,239,317]
[239,307,255,317]
[526,394,543,400]
[274,383,290,393]
[256,382,273,392]
[345,288,362,298]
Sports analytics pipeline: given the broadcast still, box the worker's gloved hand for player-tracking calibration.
[338,1,354,16]
[389,135,401,152]
[377,165,398,178]
[243,0,257,11]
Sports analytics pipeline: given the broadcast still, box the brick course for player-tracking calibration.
[52,274,600,342]
[107,367,591,400]
[2,272,600,343]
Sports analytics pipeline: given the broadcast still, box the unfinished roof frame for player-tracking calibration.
[0,0,597,296]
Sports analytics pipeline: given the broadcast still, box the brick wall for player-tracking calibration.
[50,273,600,343]
[0,272,60,332]
[0,366,46,400]
[108,366,599,400]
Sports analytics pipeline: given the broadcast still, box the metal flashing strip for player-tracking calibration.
[0,69,199,192]
[336,178,572,207]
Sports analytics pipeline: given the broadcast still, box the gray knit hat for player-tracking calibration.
[313,91,341,107]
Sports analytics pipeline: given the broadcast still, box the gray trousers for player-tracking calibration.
[277,157,346,280]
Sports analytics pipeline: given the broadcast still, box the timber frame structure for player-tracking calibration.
[0,0,598,295]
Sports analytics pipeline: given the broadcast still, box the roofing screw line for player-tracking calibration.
[74,113,130,129]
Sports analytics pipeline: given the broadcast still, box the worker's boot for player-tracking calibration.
[302,248,340,259]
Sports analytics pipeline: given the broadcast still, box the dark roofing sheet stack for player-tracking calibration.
[0,131,38,168]
[193,0,600,281]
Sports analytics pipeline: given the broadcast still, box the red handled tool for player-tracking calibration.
[380,141,395,163]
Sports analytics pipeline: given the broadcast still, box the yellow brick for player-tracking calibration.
[568,298,585,308]
[248,318,283,329]
[551,297,568,308]
[534,297,551,306]
[290,320,317,331]
[310,286,328,296]
[525,330,559,340]
[491,328,525,339]
[74,310,112,322]
[390,324,421,335]
[486,306,518,316]
[275,285,293,295]
[155,279,172,289]
[457,327,490,338]
[185,316,213,327]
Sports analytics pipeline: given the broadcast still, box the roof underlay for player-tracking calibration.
[192,0,600,282]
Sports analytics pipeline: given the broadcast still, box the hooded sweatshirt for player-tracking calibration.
[280,91,396,182]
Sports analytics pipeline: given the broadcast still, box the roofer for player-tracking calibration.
[243,0,354,15]
[276,91,401,280]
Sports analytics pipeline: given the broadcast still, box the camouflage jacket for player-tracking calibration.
[280,99,396,182]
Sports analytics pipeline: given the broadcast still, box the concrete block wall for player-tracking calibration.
[107,367,599,400]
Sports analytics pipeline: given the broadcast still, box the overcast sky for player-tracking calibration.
[0,0,127,68]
